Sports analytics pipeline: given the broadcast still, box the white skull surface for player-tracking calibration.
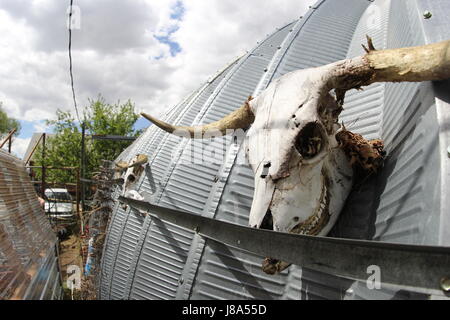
[120,154,148,196]
[244,68,353,236]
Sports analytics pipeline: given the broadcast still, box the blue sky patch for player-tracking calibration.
[170,1,185,20]
[18,120,51,139]
[153,1,185,58]
[133,117,150,132]
[154,32,182,57]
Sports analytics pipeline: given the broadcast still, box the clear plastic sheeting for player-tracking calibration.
[0,149,62,300]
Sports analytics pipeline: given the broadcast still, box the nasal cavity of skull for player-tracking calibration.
[258,209,274,230]
[295,122,325,159]
[127,174,136,183]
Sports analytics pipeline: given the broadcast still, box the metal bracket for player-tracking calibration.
[119,196,450,297]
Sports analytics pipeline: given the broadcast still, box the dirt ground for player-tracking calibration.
[58,233,83,299]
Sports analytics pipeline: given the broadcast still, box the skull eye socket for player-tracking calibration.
[295,122,325,159]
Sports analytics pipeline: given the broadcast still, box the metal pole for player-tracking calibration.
[76,167,80,218]
[41,133,46,198]
[0,128,16,149]
[24,133,44,165]
[8,135,12,153]
[81,122,86,213]
[76,167,83,234]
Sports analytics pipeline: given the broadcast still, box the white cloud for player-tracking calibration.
[2,136,31,159]
[0,0,315,125]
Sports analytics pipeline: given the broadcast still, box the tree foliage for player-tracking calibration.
[33,97,141,184]
[0,102,21,137]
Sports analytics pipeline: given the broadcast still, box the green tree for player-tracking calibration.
[0,102,21,136]
[85,98,141,168]
[34,97,141,185]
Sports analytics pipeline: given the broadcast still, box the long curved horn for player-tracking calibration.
[141,96,255,138]
[327,38,450,91]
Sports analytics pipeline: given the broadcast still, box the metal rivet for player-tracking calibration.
[423,11,432,19]
[441,277,450,292]
[237,240,241,245]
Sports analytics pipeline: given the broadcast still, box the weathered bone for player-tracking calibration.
[326,39,450,93]
[121,154,147,197]
[361,35,376,54]
[141,96,255,138]
[141,39,450,275]
[143,40,450,134]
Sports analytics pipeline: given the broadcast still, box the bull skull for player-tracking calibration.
[141,39,450,273]
[243,71,353,237]
[119,154,148,209]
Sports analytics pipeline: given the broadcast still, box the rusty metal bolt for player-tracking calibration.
[423,11,432,19]
[440,277,450,293]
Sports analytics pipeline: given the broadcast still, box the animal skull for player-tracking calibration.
[140,39,450,273]
[118,154,148,209]
[243,68,353,239]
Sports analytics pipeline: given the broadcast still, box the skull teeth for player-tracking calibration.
[292,184,329,235]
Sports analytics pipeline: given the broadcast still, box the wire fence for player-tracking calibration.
[80,160,116,300]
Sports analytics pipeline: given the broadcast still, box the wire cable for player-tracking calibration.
[68,0,81,123]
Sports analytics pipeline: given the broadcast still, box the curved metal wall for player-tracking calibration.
[100,0,450,300]
[0,149,62,300]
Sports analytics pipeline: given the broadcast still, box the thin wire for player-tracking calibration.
[68,0,81,123]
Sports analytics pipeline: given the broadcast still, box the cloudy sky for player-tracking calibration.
[0,0,315,158]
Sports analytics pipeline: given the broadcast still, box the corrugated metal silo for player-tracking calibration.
[100,0,450,300]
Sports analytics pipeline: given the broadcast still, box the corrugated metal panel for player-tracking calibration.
[178,21,304,300]
[325,0,392,252]
[99,200,127,298]
[339,0,391,140]
[329,0,447,300]
[100,55,239,300]
[0,149,62,300]
[126,22,297,301]
[273,0,367,77]
[415,0,450,247]
[189,0,369,300]
[98,190,118,298]
[100,0,450,300]
[123,61,240,300]
[128,220,192,300]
